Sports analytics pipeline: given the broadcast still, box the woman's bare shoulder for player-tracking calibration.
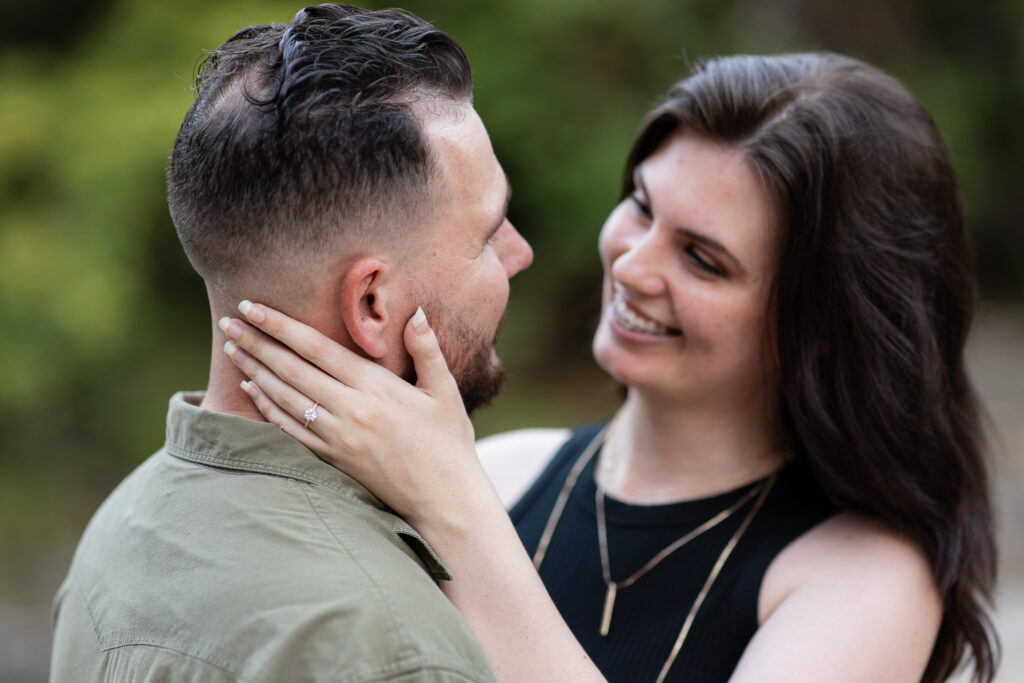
[777,512,934,581]
[735,511,942,682]
[476,428,571,509]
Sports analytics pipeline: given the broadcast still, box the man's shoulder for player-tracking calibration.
[56,449,494,682]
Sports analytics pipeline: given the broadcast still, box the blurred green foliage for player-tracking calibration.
[1,0,1022,551]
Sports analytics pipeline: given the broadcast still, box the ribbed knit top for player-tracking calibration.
[510,424,836,683]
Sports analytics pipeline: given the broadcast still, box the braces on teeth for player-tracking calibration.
[612,295,674,335]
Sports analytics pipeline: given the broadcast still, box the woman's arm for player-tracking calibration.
[415,478,601,681]
[220,302,604,682]
[730,513,942,682]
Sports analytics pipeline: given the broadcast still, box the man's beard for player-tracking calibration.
[401,304,506,415]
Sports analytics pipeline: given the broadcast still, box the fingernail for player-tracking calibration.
[239,300,265,324]
[412,306,428,335]
[240,380,259,398]
[223,340,237,356]
[219,317,241,340]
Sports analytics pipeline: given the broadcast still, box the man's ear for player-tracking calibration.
[339,257,394,360]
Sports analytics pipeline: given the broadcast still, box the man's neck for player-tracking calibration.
[198,324,267,422]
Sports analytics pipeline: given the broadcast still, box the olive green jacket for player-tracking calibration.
[51,392,495,682]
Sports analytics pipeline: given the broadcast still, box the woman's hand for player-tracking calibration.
[220,300,604,681]
[219,301,493,529]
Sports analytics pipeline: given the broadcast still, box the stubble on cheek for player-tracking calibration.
[400,302,507,414]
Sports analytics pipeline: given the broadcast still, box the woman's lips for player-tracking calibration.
[610,291,680,336]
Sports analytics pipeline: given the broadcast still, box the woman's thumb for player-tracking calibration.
[404,307,458,394]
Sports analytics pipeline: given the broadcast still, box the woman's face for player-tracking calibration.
[592,131,781,409]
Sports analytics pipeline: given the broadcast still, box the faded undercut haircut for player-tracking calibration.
[167,3,472,283]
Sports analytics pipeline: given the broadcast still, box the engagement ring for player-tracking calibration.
[303,403,319,428]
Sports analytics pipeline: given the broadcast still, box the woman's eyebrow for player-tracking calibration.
[635,166,744,273]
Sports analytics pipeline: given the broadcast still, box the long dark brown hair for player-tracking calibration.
[622,53,997,682]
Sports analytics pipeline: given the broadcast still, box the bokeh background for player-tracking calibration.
[1,0,1021,680]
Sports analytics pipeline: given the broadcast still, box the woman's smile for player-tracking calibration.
[609,290,681,337]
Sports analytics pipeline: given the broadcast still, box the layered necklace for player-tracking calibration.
[530,420,778,683]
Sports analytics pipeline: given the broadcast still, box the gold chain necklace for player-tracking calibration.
[531,422,778,683]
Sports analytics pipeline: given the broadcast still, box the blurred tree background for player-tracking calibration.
[1,0,1021,678]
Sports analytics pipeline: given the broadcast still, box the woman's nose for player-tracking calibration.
[610,229,667,298]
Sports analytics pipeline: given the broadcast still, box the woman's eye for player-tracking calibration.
[685,246,726,276]
[629,194,652,219]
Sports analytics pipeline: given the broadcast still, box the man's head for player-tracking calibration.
[168,4,532,412]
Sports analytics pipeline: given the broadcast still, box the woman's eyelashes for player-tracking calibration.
[629,194,652,219]
[684,246,727,276]
[629,194,727,277]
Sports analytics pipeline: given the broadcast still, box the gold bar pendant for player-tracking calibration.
[600,583,616,636]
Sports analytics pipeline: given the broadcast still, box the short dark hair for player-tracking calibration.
[623,53,996,682]
[167,4,472,282]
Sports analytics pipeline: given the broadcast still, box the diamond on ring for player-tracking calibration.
[303,403,319,428]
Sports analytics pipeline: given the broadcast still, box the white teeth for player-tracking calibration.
[611,293,676,335]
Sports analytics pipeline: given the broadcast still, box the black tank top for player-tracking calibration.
[510,424,836,683]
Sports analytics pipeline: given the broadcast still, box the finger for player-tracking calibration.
[220,316,344,408]
[240,379,330,454]
[224,339,343,433]
[404,307,459,396]
[237,300,386,389]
